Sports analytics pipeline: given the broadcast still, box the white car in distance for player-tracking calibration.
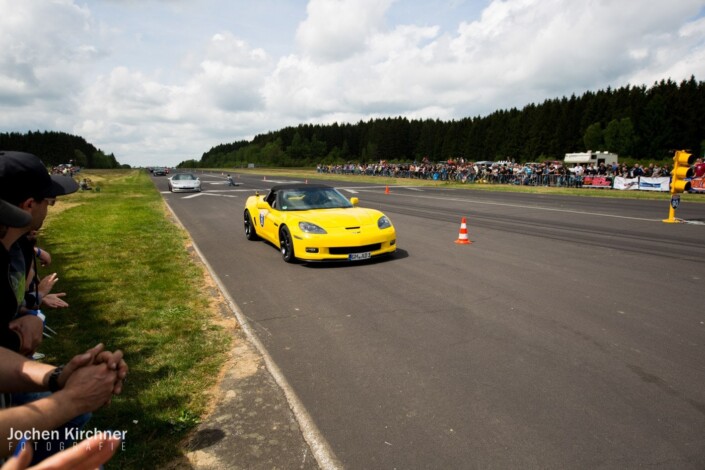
[168,173,202,193]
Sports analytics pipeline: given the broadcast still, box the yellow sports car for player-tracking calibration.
[243,183,396,263]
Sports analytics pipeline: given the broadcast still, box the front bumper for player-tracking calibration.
[171,185,201,192]
[292,228,396,261]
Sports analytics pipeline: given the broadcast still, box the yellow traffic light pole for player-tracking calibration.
[663,150,695,223]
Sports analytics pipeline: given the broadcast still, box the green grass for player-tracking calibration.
[37,170,231,468]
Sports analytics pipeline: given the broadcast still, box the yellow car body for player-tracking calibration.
[243,184,396,263]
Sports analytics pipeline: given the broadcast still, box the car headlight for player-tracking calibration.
[378,215,392,229]
[299,221,327,234]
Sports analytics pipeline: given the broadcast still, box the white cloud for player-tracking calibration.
[0,0,704,167]
[296,0,395,62]
[0,1,97,107]
[195,33,272,112]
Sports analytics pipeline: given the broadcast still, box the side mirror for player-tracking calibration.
[350,197,359,206]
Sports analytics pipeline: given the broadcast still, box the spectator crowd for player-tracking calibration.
[316,157,705,189]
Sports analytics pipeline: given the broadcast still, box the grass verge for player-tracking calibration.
[37,170,232,469]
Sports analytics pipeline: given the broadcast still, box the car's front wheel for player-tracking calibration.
[244,210,259,241]
[279,226,296,263]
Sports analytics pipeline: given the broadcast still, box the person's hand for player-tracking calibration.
[40,292,68,308]
[55,344,104,389]
[8,316,43,356]
[37,273,59,297]
[36,248,51,267]
[2,435,120,470]
[57,344,127,397]
[61,361,118,413]
[95,349,128,395]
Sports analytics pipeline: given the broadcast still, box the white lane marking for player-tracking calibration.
[259,179,301,184]
[201,192,239,198]
[164,192,240,199]
[206,189,256,193]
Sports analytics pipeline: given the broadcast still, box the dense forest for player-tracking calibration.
[183,77,705,169]
[0,131,124,169]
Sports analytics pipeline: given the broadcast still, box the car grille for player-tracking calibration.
[329,243,382,255]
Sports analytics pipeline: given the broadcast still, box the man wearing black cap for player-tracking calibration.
[0,151,78,354]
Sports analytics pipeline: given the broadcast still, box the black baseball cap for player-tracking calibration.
[0,151,79,205]
[0,198,32,227]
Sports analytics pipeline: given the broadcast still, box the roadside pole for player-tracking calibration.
[662,150,695,223]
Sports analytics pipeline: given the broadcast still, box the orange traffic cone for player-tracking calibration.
[455,217,472,244]
[385,186,390,194]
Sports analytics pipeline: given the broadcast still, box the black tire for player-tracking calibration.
[279,226,296,263]
[244,210,259,241]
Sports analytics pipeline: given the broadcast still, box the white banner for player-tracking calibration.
[613,177,640,190]
[638,177,670,191]
[613,176,670,191]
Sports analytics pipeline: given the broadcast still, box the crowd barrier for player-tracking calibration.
[316,165,705,192]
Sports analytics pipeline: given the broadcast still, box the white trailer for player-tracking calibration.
[564,151,618,166]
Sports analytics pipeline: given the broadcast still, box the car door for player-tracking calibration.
[256,191,286,246]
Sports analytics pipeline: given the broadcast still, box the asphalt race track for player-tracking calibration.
[156,171,705,469]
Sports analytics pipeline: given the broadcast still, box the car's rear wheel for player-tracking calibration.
[244,210,259,241]
[279,226,296,263]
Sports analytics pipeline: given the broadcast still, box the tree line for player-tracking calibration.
[0,131,124,169]
[183,76,705,169]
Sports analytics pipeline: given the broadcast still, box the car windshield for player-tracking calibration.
[173,174,196,180]
[278,187,353,211]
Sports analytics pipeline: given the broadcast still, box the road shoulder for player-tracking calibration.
[181,314,319,470]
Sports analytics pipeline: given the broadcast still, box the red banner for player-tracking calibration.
[691,177,705,192]
[582,176,612,188]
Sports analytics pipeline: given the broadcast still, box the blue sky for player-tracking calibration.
[1,0,703,167]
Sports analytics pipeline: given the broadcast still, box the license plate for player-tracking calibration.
[349,252,371,261]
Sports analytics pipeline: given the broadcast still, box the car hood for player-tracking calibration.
[295,208,383,228]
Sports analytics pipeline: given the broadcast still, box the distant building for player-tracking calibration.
[564,151,618,166]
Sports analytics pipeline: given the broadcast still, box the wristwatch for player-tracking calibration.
[48,365,64,392]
